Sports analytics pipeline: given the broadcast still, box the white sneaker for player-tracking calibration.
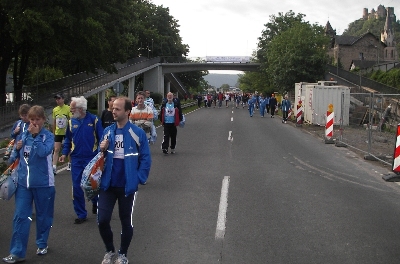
[67,162,71,171]
[101,251,116,264]
[52,165,57,175]
[114,254,129,264]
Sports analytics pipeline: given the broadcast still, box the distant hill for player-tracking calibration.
[203,73,240,88]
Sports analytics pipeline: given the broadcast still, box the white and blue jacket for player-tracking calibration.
[11,129,55,188]
[100,122,151,196]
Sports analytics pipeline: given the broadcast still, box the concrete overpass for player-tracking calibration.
[84,58,260,114]
[0,57,260,130]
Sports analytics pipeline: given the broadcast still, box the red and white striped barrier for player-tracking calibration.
[325,111,334,139]
[288,109,292,120]
[325,104,334,144]
[392,125,400,174]
[296,101,303,126]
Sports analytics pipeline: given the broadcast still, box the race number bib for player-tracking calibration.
[23,145,31,162]
[114,135,124,159]
[56,115,68,129]
[165,106,175,117]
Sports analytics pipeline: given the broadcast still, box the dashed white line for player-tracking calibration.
[228,131,233,141]
[215,176,230,240]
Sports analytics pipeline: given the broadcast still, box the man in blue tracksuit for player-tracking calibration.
[248,93,256,117]
[98,96,151,264]
[281,95,292,123]
[60,96,103,224]
[259,94,267,117]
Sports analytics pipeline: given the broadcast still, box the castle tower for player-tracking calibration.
[381,7,397,61]
[381,7,394,46]
[363,8,368,20]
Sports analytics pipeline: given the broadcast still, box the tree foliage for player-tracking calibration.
[0,0,199,106]
[239,11,329,94]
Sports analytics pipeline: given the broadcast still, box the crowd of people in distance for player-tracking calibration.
[195,91,292,120]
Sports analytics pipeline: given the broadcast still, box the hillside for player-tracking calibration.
[342,8,399,42]
[203,73,240,88]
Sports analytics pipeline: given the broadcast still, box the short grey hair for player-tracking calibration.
[71,96,87,111]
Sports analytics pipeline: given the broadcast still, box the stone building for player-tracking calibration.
[327,6,397,71]
[381,7,397,61]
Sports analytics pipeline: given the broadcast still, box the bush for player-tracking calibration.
[0,138,11,148]
[0,162,7,172]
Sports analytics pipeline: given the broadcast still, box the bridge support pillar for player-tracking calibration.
[144,66,164,97]
[128,76,135,99]
[166,81,171,94]
[97,90,106,116]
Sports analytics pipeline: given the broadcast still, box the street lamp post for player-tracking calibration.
[336,46,339,75]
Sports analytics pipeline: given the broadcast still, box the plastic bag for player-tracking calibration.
[81,152,104,200]
[179,114,185,128]
[3,139,15,161]
[0,158,19,186]
[0,159,19,200]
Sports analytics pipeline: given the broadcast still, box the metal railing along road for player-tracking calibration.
[0,57,162,130]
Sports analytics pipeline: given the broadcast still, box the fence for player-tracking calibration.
[334,92,400,166]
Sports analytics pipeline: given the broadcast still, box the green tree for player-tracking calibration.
[257,11,305,63]
[0,0,132,106]
[265,22,329,92]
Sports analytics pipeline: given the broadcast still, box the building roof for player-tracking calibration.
[335,32,386,47]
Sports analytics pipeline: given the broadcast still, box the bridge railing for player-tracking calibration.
[326,64,399,94]
[0,57,162,130]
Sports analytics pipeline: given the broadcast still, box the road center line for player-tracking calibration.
[228,131,233,141]
[215,176,230,240]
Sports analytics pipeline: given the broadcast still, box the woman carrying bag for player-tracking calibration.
[3,105,55,263]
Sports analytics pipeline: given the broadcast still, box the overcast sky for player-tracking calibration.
[151,0,399,59]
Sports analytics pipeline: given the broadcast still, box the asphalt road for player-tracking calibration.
[1,104,400,264]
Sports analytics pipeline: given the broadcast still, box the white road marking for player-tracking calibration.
[228,131,233,141]
[231,117,233,122]
[215,176,230,240]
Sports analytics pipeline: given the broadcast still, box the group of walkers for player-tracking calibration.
[2,89,185,263]
[2,88,290,263]
[195,91,292,121]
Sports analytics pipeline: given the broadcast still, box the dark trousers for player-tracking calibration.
[283,111,289,121]
[98,187,135,256]
[162,123,177,150]
[270,106,276,116]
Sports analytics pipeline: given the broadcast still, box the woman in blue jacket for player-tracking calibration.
[3,105,55,263]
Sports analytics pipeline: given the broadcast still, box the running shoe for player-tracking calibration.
[2,254,25,263]
[101,251,116,264]
[114,254,129,264]
[36,246,48,255]
[67,162,71,171]
[74,217,87,224]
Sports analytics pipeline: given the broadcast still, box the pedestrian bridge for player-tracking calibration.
[0,57,260,130]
